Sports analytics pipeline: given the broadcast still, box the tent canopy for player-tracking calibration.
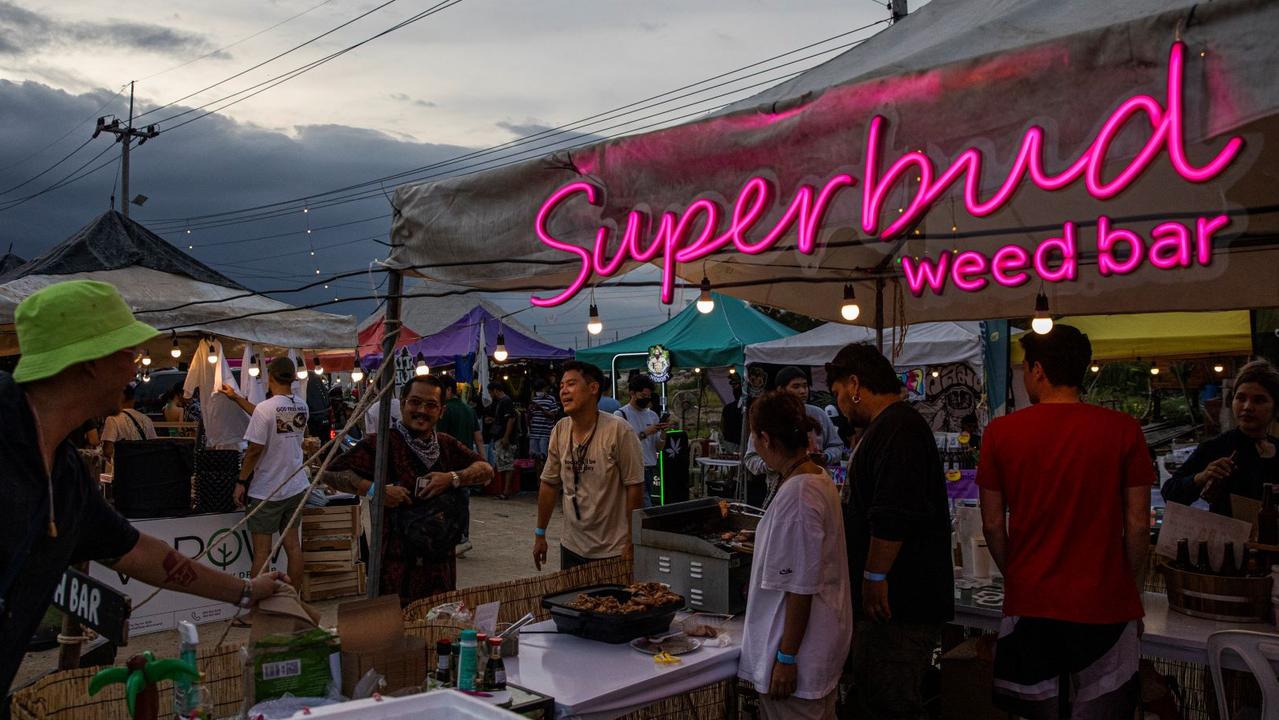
[0,252,25,276]
[1011,311,1252,362]
[747,321,984,371]
[0,212,356,354]
[575,293,795,372]
[363,304,571,366]
[387,0,1279,326]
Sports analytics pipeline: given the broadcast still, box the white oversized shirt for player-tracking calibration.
[244,394,310,501]
[738,471,853,700]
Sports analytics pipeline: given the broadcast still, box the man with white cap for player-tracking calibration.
[0,280,289,699]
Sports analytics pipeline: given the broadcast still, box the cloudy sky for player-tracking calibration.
[0,0,902,348]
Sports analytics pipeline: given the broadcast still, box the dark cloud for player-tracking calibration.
[0,1,225,59]
[389,92,438,108]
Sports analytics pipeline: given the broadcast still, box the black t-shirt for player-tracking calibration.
[845,402,954,624]
[483,397,515,443]
[1161,428,1279,515]
[0,373,140,697]
[721,400,743,445]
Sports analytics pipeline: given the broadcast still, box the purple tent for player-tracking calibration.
[364,305,571,367]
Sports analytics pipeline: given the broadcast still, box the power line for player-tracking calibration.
[0,143,118,213]
[0,84,126,176]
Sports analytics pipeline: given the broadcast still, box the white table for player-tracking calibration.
[507,617,743,720]
[694,457,742,469]
[953,590,1279,669]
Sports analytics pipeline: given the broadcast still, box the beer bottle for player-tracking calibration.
[1196,540,1212,574]
[1259,485,1279,545]
[1175,538,1192,570]
[1245,549,1263,577]
[1222,541,1238,577]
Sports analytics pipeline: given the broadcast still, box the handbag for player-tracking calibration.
[390,442,464,564]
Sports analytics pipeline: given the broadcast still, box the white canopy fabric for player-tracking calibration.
[388,0,1279,325]
[746,321,984,371]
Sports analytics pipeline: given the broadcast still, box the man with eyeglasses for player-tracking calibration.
[320,374,493,605]
[533,361,644,570]
[1,281,289,701]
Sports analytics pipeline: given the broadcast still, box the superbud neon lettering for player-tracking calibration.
[530,42,1244,307]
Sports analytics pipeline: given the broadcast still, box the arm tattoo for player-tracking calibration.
[161,549,200,589]
[319,469,368,494]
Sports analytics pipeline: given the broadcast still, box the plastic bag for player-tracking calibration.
[424,601,472,625]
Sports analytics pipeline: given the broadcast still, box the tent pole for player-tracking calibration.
[368,268,403,598]
[875,276,886,354]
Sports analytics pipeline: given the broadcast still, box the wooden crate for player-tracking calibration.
[303,563,366,601]
[302,504,360,572]
[302,505,360,537]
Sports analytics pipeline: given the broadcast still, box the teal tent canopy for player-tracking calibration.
[575,293,796,373]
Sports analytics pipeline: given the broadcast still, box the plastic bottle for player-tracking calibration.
[485,637,507,691]
[450,637,461,687]
[175,621,201,718]
[434,639,452,687]
[457,630,478,692]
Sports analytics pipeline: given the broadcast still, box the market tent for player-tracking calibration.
[0,251,24,275]
[0,211,356,355]
[1010,311,1252,362]
[575,293,795,373]
[363,303,572,366]
[356,280,554,354]
[387,0,1279,326]
[747,321,984,371]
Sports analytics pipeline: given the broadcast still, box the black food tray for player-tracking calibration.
[541,584,683,644]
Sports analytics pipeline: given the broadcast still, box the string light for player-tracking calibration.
[296,356,308,380]
[206,338,219,364]
[1213,362,1225,374]
[493,330,509,362]
[170,331,182,359]
[696,275,714,314]
[313,357,324,376]
[1031,291,1053,335]
[931,369,940,378]
[350,355,364,383]
[248,355,260,378]
[694,368,702,374]
[1090,364,1101,373]
[729,367,737,375]
[141,349,152,367]
[840,283,861,322]
[1150,361,1160,376]
[414,352,429,376]
[141,369,151,383]
[587,303,603,335]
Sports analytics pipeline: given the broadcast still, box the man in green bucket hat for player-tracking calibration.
[0,280,290,699]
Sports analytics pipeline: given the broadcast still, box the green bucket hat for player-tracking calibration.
[13,280,160,383]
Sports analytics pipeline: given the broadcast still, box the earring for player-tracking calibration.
[853,393,861,405]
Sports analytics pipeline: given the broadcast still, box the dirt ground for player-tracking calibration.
[12,493,558,691]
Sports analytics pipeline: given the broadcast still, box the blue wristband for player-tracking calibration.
[775,651,797,665]
[366,483,376,498]
[535,527,547,537]
[863,571,887,582]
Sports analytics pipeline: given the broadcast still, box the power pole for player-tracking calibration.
[93,82,158,218]
[890,0,908,23]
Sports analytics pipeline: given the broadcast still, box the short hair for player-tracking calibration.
[826,343,902,395]
[774,366,808,389]
[1018,325,1091,389]
[1236,360,1279,405]
[123,383,137,401]
[562,360,605,395]
[628,374,656,394]
[401,374,448,402]
[533,378,547,392]
[487,380,511,396]
[749,390,818,453]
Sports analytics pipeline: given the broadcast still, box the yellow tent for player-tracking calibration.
[1012,312,1252,363]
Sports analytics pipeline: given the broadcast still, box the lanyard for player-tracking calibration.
[567,419,599,521]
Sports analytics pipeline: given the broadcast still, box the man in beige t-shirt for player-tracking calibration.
[533,361,644,570]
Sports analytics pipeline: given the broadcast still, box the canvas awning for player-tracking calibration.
[386,0,1279,326]
[747,320,984,370]
[574,293,795,372]
[1010,311,1252,362]
[363,304,571,366]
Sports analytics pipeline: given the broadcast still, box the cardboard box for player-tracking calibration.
[338,595,427,696]
[247,588,340,703]
[939,637,1004,720]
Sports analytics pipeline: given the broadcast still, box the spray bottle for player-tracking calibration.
[175,621,202,717]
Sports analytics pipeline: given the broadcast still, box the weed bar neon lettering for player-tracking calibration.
[530,43,1243,307]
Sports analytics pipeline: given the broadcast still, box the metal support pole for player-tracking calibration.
[121,82,133,218]
[368,268,403,598]
[875,276,886,354]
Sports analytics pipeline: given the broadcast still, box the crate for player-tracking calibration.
[1159,560,1274,622]
[303,562,367,601]
[303,504,360,537]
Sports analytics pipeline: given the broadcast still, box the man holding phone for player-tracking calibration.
[615,375,670,507]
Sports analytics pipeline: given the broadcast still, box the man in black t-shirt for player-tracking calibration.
[0,281,289,701]
[826,343,954,719]
[483,381,518,496]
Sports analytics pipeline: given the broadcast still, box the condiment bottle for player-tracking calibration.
[474,633,488,689]
[435,639,452,687]
[484,636,507,691]
[450,635,461,687]
[457,630,479,692]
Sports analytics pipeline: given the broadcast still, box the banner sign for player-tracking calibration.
[52,566,132,645]
[89,512,284,637]
[647,344,672,383]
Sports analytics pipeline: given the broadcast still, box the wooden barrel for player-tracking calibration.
[1159,560,1274,622]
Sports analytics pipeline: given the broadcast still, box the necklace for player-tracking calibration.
[778,456,810,485]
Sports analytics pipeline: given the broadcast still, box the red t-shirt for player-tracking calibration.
[977,403,1154,624]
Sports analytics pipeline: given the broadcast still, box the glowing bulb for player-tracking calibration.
[188,245,194,250]
[207,340,219,364]
[315,269,321,275]
[249,364,260,378]
[587,303,603,335]
[1090,364,1101,373]
[694,368,701,374]
[141,350,151,367]
[1150,362,1160,376]
[503,374,510,381]
[493,332,509,363]
[931,369,940,378]
[1031,291,1053,335]
[295,356,308,380]
[729,367,736,375]
[696,275,714,314]
[141,370,151,383]
[351,366,364,383]
[313,358,324,376]
[840,283,860,322]
[170,336,182,358]
[1213,363,1225,374]
[414,353,429,376]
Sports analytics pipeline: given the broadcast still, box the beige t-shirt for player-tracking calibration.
[540,411,644,558]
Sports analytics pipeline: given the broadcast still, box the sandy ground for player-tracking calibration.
[11,493,559,691]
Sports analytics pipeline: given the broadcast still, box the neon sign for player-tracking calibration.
[530,42,1244,306]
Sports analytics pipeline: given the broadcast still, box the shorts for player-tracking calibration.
[757,691,836,719]
[246,492,306,535]
[529,435,550,458]
[487,442,515,472]
[992,616,1140,719]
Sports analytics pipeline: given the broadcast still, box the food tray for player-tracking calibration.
[541,584,683,644]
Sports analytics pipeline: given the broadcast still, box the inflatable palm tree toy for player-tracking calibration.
[89,651,200,720]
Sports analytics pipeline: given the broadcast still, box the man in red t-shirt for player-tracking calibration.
[978,325,1153,719]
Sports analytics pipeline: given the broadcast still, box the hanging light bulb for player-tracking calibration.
[1150,361,1160,376]
[1090,364,1101,373]
[141,369,151,383]
[840,283,861,322]
[696,275,714,314]
[313,357,324,376]
[493,332,509,363]
[694,368,702,374]
[170,332,182,359]
[931,369,940,379]
[141,349,152,367]
[503,374,510,381]
[207,338,219,364]
[587,303,603,335]
[351,355,364,383]
[415,352,429,376]
[1031,291,1053,335]
[729,367,737,375]
[295,356,308,380]
[248,355,261,378]
[1213,362,1225,374]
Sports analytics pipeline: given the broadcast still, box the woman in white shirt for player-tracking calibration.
[739,390,852,719]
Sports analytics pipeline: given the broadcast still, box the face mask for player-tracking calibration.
[635,396,652,409]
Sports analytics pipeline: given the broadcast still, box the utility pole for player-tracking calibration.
[890,0,908,23]
[93,82,158,218]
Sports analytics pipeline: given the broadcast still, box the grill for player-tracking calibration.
[631,498,761,614]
